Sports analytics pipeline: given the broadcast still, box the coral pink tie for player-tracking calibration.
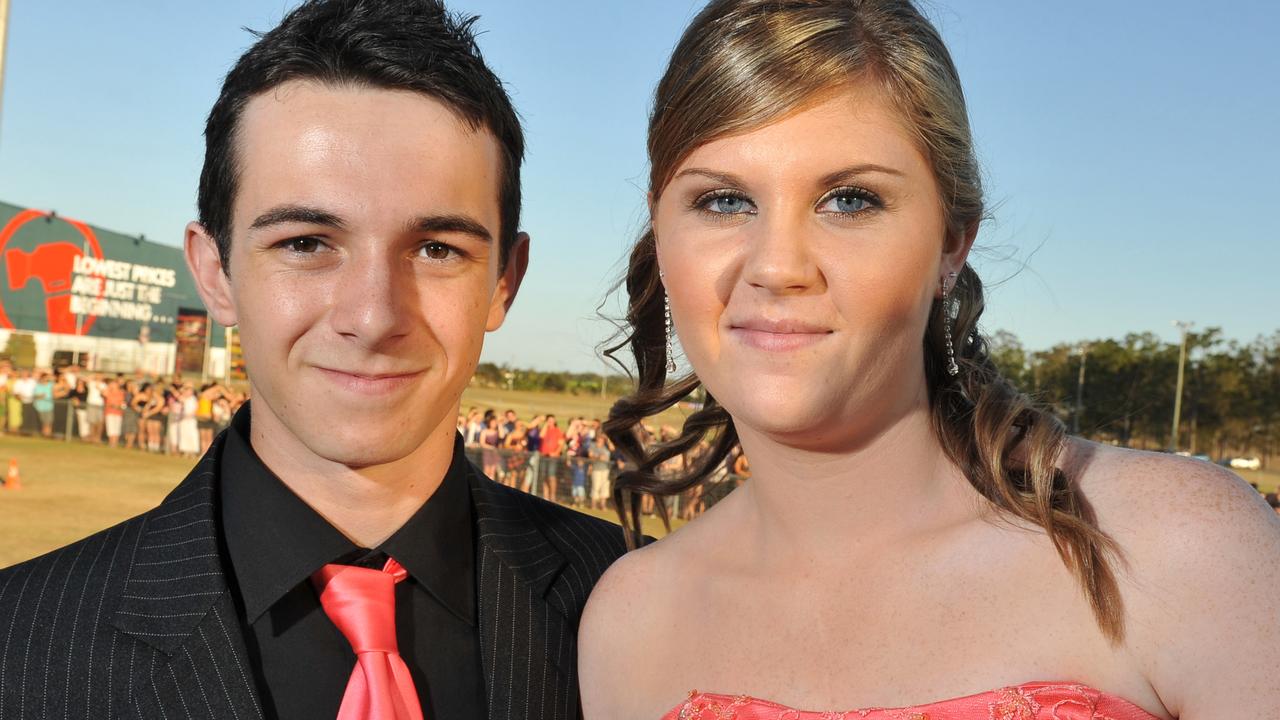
[312,557,424,720]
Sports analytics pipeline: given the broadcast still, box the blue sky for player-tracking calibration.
[1,1,1276,372]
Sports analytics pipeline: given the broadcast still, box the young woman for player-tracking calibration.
[121,380,141,450]
[31,371,55,437]
[480,415,503,482]
[579,2,1280,718]
[503,420,529,489]
[139,383,166,452]
[178,384,200,457]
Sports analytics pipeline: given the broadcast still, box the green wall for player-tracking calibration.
[0,200,223,347]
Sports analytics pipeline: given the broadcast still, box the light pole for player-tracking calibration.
[1169,321,1193,452]
[0,0,11,144]
[1073,343,1089,434]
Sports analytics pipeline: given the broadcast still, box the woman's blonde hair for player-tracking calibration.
[604,0,1126,643]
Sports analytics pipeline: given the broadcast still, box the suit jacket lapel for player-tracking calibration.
[470,467,580,720]
[110,434,265,720]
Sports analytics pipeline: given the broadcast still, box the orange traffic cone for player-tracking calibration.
[5,458,20,491]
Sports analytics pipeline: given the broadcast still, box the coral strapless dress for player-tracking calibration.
[662,682,1163,719]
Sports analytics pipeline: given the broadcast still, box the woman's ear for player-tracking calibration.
[940,221,979,280]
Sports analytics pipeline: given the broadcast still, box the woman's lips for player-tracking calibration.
[728,320,833,351]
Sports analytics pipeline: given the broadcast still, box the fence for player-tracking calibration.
[1,390,747,520]
[463,444,743,519]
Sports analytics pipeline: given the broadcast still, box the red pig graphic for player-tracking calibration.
[0,209,104,333]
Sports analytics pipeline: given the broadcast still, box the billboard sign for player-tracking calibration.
[0,201,218,346]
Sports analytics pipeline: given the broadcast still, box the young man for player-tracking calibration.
[0,2,627,718]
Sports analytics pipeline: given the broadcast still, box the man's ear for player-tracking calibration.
[486,231,530,332]
[184,221,238,327]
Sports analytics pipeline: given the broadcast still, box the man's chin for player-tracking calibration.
[298,426,435,469]
[308,445,416,470]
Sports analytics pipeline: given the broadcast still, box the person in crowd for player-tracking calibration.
[31,370,55,437]
[52,370,74,436]
[589,430,614,512]
[163,381,184,453]
[65,375,88,440]
[501,419,528,488]
[83,372,105,443]
[212,391,233,436]
[580,1,1280,718]
[500,408,518,440]
[196,382,234,452]
[0,3,627,718]
[11,369,35,433]
[464,406,486,445]
[566,417,590,508]
[176,383,201,457]
[540,413,565,502]
[480,414,502,482]
[132,382,155,451]
[1265,490,1280,512]
[140,382,166,452]
[523,413,545,495]
[102,377,126,448]
[121,380,141,450]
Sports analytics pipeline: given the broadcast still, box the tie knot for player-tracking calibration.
[313,557,408,654]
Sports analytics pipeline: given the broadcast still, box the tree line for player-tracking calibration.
[482,326,1278,468]
[989,328,1278,465]
[472,362,631,396]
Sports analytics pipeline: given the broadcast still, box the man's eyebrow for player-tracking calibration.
[249,205,346,231]
[407,214,493,243]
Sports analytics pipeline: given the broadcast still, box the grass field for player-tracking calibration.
[2,385,1276,567]
[1237,468,1280,495]
[461,385,693,430]
[0,429,683,567]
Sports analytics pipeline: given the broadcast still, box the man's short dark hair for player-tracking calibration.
[198,0,523,273]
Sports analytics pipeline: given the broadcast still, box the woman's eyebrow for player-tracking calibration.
[818,163,904,187]
[672,168,746,186]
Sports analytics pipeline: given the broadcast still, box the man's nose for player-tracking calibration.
[327,250,415,349]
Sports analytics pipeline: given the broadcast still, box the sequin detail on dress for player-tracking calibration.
[663,682,1162,720]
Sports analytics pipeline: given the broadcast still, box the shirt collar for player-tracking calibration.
[219,404,476,626]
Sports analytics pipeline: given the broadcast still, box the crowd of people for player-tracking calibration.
[0,359,752,518]
[0,360,246,457]
[457,407,749,518]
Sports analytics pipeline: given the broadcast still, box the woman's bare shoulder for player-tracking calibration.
[1070,440,1280,715]
[578,532,697,719]
[579,492,746,719]
[1070,440,1276,541]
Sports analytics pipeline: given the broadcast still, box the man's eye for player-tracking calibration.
[419,242,457,260]
[280,237,323,253]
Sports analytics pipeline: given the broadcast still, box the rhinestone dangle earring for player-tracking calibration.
[942,271,960,377]
[659,271,677,374]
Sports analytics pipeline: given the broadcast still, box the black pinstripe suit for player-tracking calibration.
[0,432,628,719]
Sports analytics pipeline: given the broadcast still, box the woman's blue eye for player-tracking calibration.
[704,194,753,214]
[822,194,872,214]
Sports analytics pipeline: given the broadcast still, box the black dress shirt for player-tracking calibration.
[219,407,485,719]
